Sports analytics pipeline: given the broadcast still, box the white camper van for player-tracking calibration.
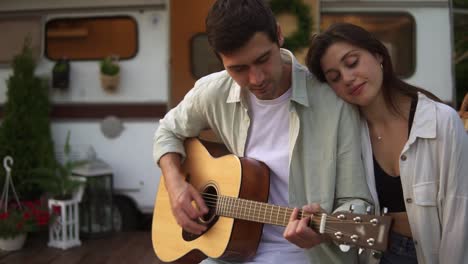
[0,0,454,230]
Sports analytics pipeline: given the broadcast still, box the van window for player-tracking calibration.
[0,16,42,64]
[191,34,224,78]
[45,16,137,60]
[321,13,415,78]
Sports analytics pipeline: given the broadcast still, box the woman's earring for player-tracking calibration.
[380,63,383,69]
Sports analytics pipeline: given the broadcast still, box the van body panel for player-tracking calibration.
[51,121,161,212]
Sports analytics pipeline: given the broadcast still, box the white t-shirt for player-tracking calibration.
[242,88,308,264]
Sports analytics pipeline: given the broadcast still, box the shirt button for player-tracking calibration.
[406,198,413,203]
[401,155,407,161]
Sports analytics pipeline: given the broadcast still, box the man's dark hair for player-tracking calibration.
[206,0,278,55]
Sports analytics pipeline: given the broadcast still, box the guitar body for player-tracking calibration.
[152,138,270,263]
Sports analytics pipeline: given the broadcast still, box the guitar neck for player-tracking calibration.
[215,195,315,228]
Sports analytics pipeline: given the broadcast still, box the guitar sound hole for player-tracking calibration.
[182,184,219,241]
[200,185,217,223]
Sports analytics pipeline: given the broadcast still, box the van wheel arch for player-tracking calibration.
[113,195,141,231]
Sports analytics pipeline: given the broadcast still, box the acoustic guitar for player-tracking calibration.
[152,138,392,263]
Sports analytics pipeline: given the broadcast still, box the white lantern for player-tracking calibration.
[72,147,114,238]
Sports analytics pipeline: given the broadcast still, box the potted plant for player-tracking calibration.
[0,156,48,251]
[29,131,87,201]
[52,59,70,90]
[99,55,120,93]
[28,131,87,249]
[0,38,55,200]
[0,200,52,251]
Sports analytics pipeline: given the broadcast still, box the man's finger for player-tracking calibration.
[189,187,209,215]
[176,210,206,234]
[184,219,207,234]
[289,207,300,221]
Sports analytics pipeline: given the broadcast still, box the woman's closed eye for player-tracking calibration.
[345,56,359,68]
[325,56,359,83]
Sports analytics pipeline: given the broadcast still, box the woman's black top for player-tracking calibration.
[374,96,418,213]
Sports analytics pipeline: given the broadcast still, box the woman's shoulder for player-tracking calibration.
[418,93,465,135]
[419,93,459,120]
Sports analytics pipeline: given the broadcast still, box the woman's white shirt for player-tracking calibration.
[361,93,468,264]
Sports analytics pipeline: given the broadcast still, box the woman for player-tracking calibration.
[306,23,468,264]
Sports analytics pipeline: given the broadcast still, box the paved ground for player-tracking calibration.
[0,231,164,264]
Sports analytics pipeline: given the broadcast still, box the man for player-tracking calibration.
[153,0,371,263]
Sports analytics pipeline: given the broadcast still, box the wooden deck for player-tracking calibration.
[0,232,164,264]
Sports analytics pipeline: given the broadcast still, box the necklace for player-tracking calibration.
[369,123,384,141]
[371,128,383,141]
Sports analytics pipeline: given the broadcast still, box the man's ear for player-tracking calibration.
[277,23,284,47]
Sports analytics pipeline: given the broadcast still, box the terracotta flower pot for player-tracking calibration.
[0,233,27,251]
[100,73,120,93]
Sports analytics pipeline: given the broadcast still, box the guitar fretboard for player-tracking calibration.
[215,195,313,227]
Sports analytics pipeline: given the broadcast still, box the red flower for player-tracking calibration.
[0,200,52,237]
[23,211,31,220]
[0,212,9,220]
[37,217,49,226]
[34,211,50,226]
[52,205,61,215]
[23,201,35,209]
[16,222,24,230]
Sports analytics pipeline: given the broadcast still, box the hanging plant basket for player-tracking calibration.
[52,59,70,90]
[100,56,120,93]
[0,157,52,251]
[0,233,27,251]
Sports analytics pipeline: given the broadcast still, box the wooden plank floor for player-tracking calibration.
[0,232,164,264]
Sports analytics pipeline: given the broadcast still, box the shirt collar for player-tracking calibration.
[407,92,437,144]
[226,49,310,107]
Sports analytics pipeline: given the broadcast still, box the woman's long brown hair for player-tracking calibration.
[306,23,441,117]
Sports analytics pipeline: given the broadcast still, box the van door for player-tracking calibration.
[170,0,217,107]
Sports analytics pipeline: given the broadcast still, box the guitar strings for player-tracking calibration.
[203,201,341,233]
[202,192,346,223]
[199,192,371,238]
[201,192,370,224]
[200,197,353,237]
